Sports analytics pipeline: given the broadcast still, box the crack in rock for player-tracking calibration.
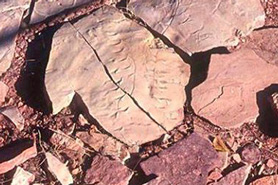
[44,6,190,145]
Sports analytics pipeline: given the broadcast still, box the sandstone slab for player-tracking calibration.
[191,48,278,128]
[128,0,265,54]
[84,155,132,185]
[248,28,278,66]
[45,6,189,145]
[140,133,222,185]
[0,0,29,75]
[30,0,91,24]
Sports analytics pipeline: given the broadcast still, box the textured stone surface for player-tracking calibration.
[0,107,25,131]
[215,165,251,185]
[30,0,91,24]
[269,93,278,116]
[191,48,278,128]
[240,143,261,163]
[0,0,29,75]
[84,155,132,185]
[0,82,8,104]
[250,175,278,185]
[128,0,265,54]
[140,133,222,185]
[248,28,278,66]
[11,167,35,185]
[45,6,190,145]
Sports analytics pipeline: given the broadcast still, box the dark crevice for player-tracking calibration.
[69,22,168,133]
[15,25,61,114]
[256,84,278,137]
[254,25,278,31]
[70,92,129,146]
[20,0,36,28]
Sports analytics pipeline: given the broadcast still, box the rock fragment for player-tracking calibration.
[140,133,222,185]
[240,143,261,164]
[0,82,8,104]
[30,0,92,24]
[45,152,73,185]
[84,155,133,185]
[0,140,37,174]
[191,48,278,128]
[0,107,25,131]
[0,0,29,75]
[45,6,190,145]
[11,167,35,185]
[128,0,265,54]
[250,175,278,185]
[269,92,278,116]
[215,165,251,185]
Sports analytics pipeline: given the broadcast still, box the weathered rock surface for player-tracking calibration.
[0,107,25,131]
[214,165,251,185]
[140,133,222,185]
[45,6,190,145]
[30,0,91,24]
[250,175,278,185]
[84,155,132,185]
[240,143,261,164]
[248,28,278,66]
[0,0,29,75]
[128,0,265,54]
[0,82,8,104]
[269,92,278,116]
[11,167,35,185]
[191,48,278,128]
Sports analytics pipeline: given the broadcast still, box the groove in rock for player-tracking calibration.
[69,22,168,133]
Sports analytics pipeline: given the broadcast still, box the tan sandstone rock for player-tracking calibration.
[128,0,265,54]
[45,6,190,145]
[191,48,278,128]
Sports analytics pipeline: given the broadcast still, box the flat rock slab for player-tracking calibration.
[128,0,265,54]
[214,165,251,185]
[45,6,190,145]
[250,175,278,185]
[30,0,92,24]
[140,133,222,185]
[248,28,278,66]
[191,48,278,128]
[0,82,9,104]
[84,155,132,185]
[0,0,29,75]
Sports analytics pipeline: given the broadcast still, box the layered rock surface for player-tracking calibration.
[0,0,30,75]
[128,0,265,54]
[191,48,278,128]
[45,6,190,145]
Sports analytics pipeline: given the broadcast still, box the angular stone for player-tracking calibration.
[141,133,222,185]
[0,0,29,75]
[248,28,278,66]
[84,155,132,185]
[191,48,278,128]
[30,0,91,24]
[250,175,278,185]
[45,6,190,145]
[0,107,25,131]
[269,92,278,116]
[11,167,35,185]
[128,0,265,54]
[0,82,9,104]
[215,165,251,185]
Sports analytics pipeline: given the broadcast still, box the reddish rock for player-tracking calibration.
[269,93,278,116]
[240,143,261,164]
[191,48,278,128]
[84,155,132,185]
[250,175,278,185]
[141,133,222,185]
[215,165,251,185]
[0,82,8,104]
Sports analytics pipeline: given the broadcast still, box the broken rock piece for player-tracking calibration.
[0,107,25,131]
[11,167,35,185]
[30,0,92,24]
[0,0,29,75]
[84,155,133,185]
[140,133,222,185]
[0,82,8,104]
[269,92,278,116]
[250,175,278,185]
[128,0,265,54]
[45,6,190,145]
[214,165,251,185]
[0,140,37,174]
[45,152,73,185]
[191,48,278,128]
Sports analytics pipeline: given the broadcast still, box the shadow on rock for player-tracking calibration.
[256,84,278,137]
[185,47,230,111]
